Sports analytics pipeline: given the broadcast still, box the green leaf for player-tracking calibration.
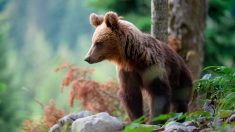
[131,116,145,124]
[151,114,170,122]
[218,110,233,119]
[123,124,155,132]
[171,113,186,121]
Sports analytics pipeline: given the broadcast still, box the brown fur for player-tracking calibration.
[85,11,193,124]
[90,13,104,28]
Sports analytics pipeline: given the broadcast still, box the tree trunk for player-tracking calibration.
[168,0,207,80]
[151,0,168,42]
[151,0,207,79]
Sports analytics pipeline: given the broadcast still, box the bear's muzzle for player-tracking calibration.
[84,56,92,64]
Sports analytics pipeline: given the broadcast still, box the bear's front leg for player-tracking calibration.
[147,78,171,124]
[118,69,143,121]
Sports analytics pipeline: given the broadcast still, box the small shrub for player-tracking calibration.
[22,100,64,132]
[194,66,235,111]
[55,63,125,117]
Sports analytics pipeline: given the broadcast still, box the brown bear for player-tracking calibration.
[84,11,193,124]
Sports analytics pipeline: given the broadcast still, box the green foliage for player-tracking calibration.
[87,0,151,32]
[124,14,150,32]
[88,0,149,15]
[151,112,186,124]
[0,32,23,131]
[123,124,155,132]
[9,0,92,48]
[194,66,235,110]
[205,0,235,67]
[123,113,188,132]
[123,116,155,132]
[186,111,211,121]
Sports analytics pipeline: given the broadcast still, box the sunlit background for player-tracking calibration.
[0,0,234,131]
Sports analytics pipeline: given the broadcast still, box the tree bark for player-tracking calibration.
[151,0,168,42]
[168,0,207,80]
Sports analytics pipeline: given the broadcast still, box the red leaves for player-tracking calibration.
[22,100,64,131]
[43,100,64,127]
[57,64,123,115]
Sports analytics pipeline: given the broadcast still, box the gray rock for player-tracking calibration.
[165,121,181,127]
[182,121,197,127]
[49,111,92,132]
[199,128,211,132]
[230,127,235,132]
[71,112,123,132]
[203,100,215,116]
[164,121,198,132]
[183,121,198,132]
[58,111,92,125]
[197,117,207,124]
[213,118,223,126]
[187,126,198,132]
[227,114,235,123]
[49,124,60,132]
[164,121,188,132]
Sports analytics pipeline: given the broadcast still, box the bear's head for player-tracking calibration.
[84,12,123,64]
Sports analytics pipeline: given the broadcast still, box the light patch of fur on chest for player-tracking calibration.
[142,65,167,86]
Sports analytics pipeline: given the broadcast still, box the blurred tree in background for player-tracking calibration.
[0,33,17,131]
[9,0,92,49]
[88,0,150,32]
[168,0,207,80]
[0,1,24,130]
[0,0,117,130]
[205,0,235,67]
[87,0,235,68]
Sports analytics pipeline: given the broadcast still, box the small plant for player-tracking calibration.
[55,63,125,118]
[123,113,187,132]
[22,100,64,132]
[123,116,155,132]
[192,66,235,131]
[194,66,235,111]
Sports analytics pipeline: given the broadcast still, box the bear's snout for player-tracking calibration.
[84,56,92,64]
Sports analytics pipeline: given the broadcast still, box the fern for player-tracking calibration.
[194,66,235,111]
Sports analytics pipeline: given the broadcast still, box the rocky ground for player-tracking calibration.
[49,109,235,132]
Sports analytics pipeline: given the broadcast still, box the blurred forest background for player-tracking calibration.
[0,0,234,131]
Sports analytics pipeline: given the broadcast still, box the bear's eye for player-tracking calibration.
[95,42,103,49]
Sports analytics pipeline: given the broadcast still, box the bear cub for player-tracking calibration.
[84,11,193,124]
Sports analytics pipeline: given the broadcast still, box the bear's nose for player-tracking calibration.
[84,57,91,63]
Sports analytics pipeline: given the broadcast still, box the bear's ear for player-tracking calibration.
[104,11,119,29]
[90,13,104,28]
